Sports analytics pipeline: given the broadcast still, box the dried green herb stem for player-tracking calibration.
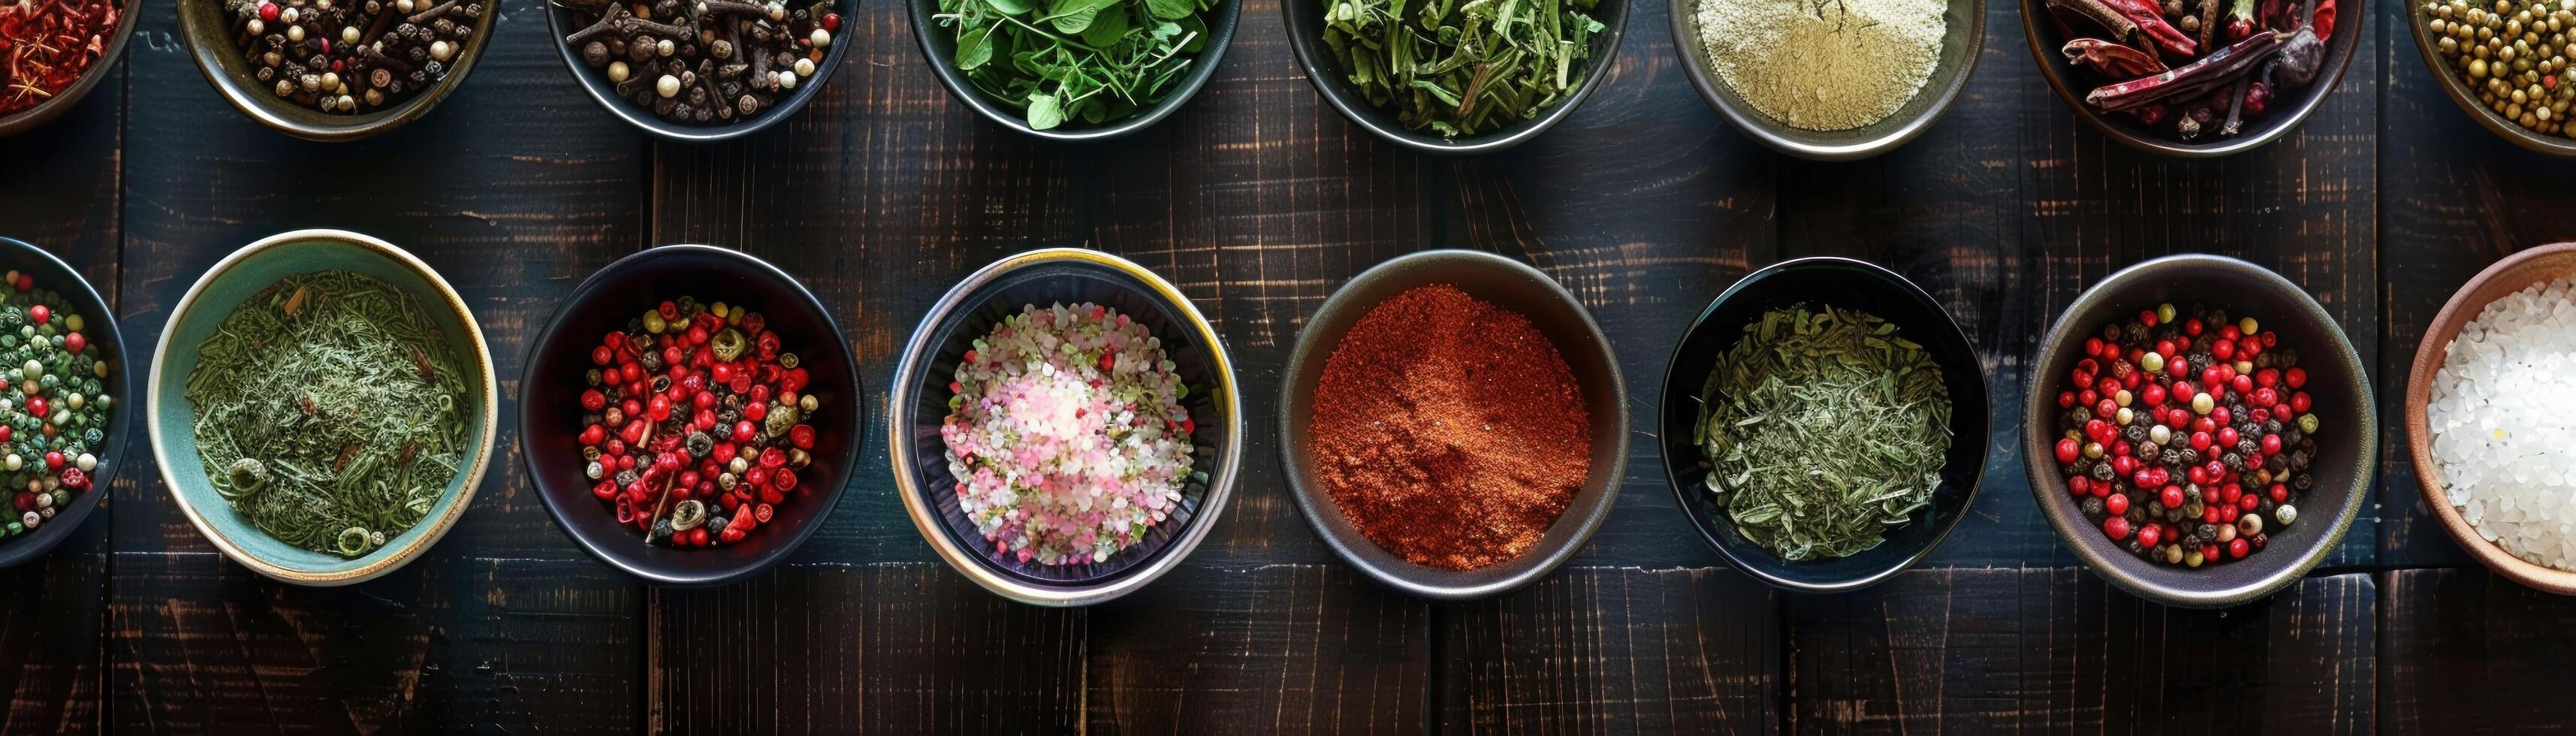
[187,271,469,559]
[1696,306,1950,561]
[937,0,1216,130]
[1321,0,1604,137]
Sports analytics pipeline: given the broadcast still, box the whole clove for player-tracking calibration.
[558,0,843,125]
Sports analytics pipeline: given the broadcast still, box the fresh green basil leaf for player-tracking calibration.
[1027,93,1065,129]
[955,26,996,70]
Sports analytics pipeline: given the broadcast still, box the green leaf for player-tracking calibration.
[985,0,1032,12]
[955,26,996,70]
[1081,5,1131,47]
[1043,0,1121,30]
[1027,93,1065,129]
[1145,0,1195,20]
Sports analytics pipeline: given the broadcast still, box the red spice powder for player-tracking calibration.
[1309,284,1592,572]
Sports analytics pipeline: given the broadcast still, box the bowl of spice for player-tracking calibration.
[2023,0,2358,155]
[1673,0,1983,159]
[2026,254,2372,608]
[0,0,140,137]
[550,0,854,140]
[1657,257,1988,591]
[1283,0,1627,153]
[0,237,125,569]
[891,248,1242,606]
[2410,0,2576,155]
[2407,243,2576,593]
[1279,250,1626,599]
[146,230,496,586]
[521,245,862,587]
[177,0,495,140]
[909,0,1239,140]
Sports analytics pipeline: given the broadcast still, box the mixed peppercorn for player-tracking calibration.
[2,0,122,117]
[225,0,482,114]
[577,297,819,549]
[0,270,110,541]
[2050,303,2320,568]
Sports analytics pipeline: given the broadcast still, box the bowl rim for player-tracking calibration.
[146,228,499,586]
[518,243,866,587]
[1276,249,1630,599]
[1664,0,1987,161]
[2018,0,2363,158]
[2021,252,2374,608]
[176,0,499,142]
[546,0,859,143]
[2405,242,2576,593]
[0,237,130,569]
[1277,0,1631,155]
[2403,5,2576,155]
[1658,255,1991,592]
[906,0,1244,142]
[0,0,144,137]
[888,247,1245,605]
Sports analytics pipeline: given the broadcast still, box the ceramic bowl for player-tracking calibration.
[2023,254,2372,608]
[2406,7,2576,155]
[0,237,128,569]
[147,230,496,585]
[2406,243,2576,593]
[1277,249,1627,599]
[1658,257,1989,592]
[178,0,496,141]
[1281,0,1628,154]
[909,0,1240,141]
[1667,0,1983,159]
[521,245,862,587]
[890,248,1243,606]
[2022,0,2361,156]
[0,0,143,137]
[550,0,856,141]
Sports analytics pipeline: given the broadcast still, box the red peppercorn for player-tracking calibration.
[2231,374,2254,395]
[2212,339,2235,361]
[2289,392,2312,414]
[2106,493,2130,516]
[732,421,757,443]
[2239,494,2259,511]
[754,503,774,523]
[790,424,816,450]
[2141,384,2167,406]
[2104,517,2131,541]
[2085,337,2106,357]
[2227,538,2250,559]
[2269,483,2289,502]
[2260,331,2277,348]
[2218,427,2240,448]
[2137,523,2162,548]
[26,305,47,326]
[581,390,608,412]
[2285,367,2307,389]
[2261,434,2282,456]
[2137,309,2158,327]
[592,345,614,366]
[63,332,84,354]
[41,451,61,469]
[580,424,606,446]
[2055,438,2080,464]
[2161,485,2185,508]
[2070,476,2092,497]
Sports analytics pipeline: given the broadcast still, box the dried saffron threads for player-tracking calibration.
[941,303,1199,566]
[1697,306,1951,562]
[1309,285,1591,572]
[1,0,122,116]
[576,297,819,549]
[187,271,469,559]
[0,270,112,541]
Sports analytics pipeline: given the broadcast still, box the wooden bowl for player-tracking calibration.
[2406,6,2576,155]
[177,0,497,141]
[1667,0,1984,160]
[2406,242,2576,594]
[1281,0,1627,155]
[2021,0,2363,156]
[0,0,143,137]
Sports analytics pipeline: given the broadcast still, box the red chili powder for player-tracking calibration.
[1309,284,1592,572]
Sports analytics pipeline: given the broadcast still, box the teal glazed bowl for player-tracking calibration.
[147,230,498,586]
[0,237,128,569]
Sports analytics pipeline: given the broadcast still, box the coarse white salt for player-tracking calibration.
[2429,276,2576,572]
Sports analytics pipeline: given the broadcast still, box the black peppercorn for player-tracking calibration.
[2082,496,2107,521]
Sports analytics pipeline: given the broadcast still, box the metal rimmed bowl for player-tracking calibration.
[890,248,1243,606]
[0,237,128,569]
[2023,254,2373,608]
[2406,5,2576,155]
[2022,0,2361,156]
[1277,249,1627,600]
[908,0,1241,141]
[549,0,856,142]
[146,229,497,586]
[2406,243,2576,594]
[0,0,142,137]
[177,0,497,140]
[1658,257,1989,592]
[1667,0,1984,159]
[1280,0,1628,154]
[521,245,864,587]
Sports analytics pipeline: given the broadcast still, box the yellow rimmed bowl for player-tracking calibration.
[889,247,1243,606]
[147,229,496,586]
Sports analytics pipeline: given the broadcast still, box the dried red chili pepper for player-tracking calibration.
[2064,38,2167,77]
[1,0,120,116]
[2103,0,2197,58]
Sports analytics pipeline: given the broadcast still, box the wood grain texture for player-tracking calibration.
[1088,563,1430,734]
[1439,566,1780,734]
[1787,569,2376,735]
[2381,567,2576,734]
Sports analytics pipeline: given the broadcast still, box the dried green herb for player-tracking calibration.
[1695,305,1950,561]
[935,0,1216,130]
[1320,0,1604,137]
[187,271,469,559]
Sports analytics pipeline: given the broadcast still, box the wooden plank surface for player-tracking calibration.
[2381,568,2576,734]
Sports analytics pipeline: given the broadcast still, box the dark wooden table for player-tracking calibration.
[1,0,2568,728]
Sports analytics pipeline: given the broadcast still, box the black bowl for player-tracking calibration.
[889,248,1243,605]
[1658,257,1989,593]
[1280,0,1627,154]
[2021,0,2361,156]
[547,0,856,142]
[906,0,1241,140]
[0,237,127,569]
[520,245,863,586]
[2023,254,2371,608]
